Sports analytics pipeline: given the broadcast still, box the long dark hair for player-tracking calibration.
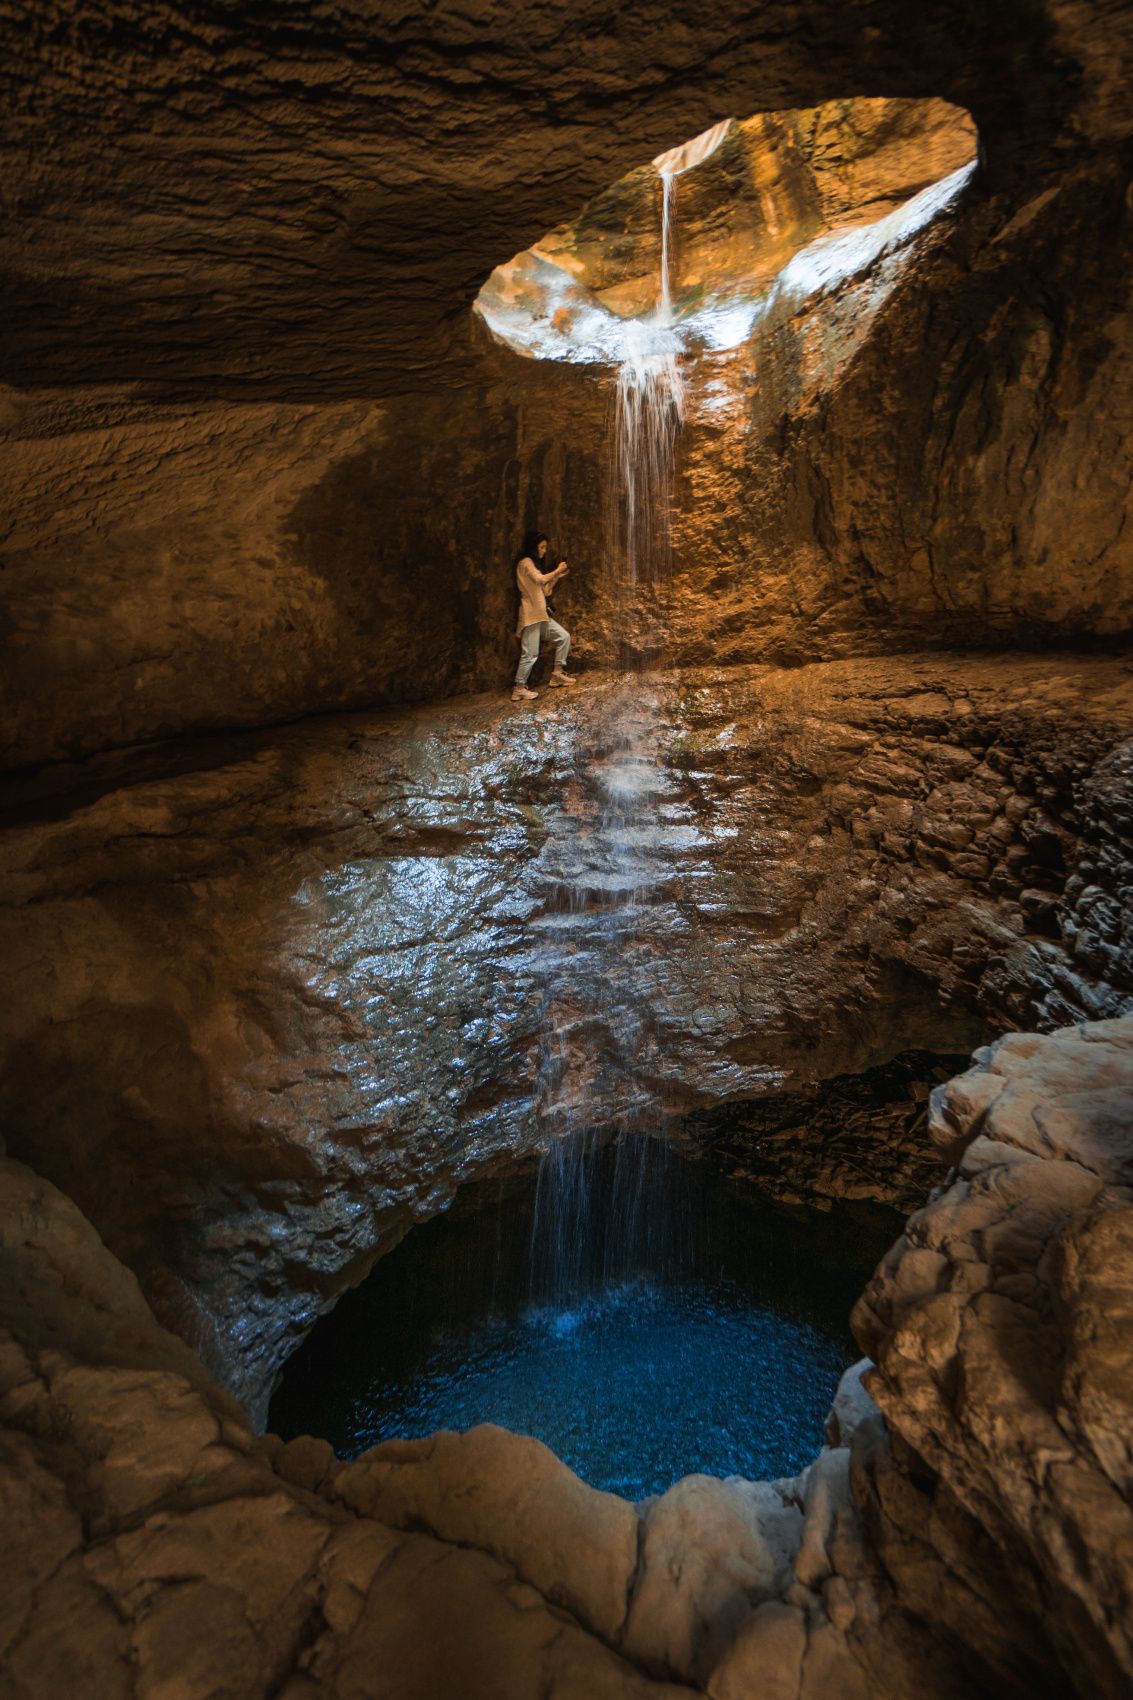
[517,529,548,565]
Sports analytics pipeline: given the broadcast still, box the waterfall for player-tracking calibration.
[528,165,689,1305]
[528,1124,688,1301]
[609,169,685,597]
[660,168,674,324]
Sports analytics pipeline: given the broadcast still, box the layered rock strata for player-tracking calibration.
[4,1015,1131,1698]
[0,654,1131,1414]
[681,1050,971,1215]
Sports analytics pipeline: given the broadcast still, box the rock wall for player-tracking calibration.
[3,4,1133,765]
[7,131,1131,771]
[0,363,607,766]
[3,12,1131,1691]
[4,1014,1131,1699]
[853,1017,1133,1699]
[497,113,1133,670]
[778,154,1133,652]
[7,1,1120,399]
[1,653,1130,1415]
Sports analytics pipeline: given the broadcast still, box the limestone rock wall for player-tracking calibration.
[0,363,607,766]
[0,1157,690,1700]
[778,155,1133,652]
[8,133,1131,770]
[497,126,1133,671]
[6,0,1117,401]
[853,1018,1133,1699]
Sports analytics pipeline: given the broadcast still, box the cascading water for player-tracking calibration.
[608,169,685,598]
[526,675,687,1303]
[524,651,685,1244]
[269,1152,896,1499]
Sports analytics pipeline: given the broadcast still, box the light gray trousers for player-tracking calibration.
[515,619,570,685]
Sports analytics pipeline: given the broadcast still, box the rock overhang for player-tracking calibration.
[2,0,1130,401]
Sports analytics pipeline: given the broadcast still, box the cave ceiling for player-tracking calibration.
[2,0,1131,402]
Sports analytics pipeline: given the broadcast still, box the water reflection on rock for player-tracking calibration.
[2,655,1131,1414]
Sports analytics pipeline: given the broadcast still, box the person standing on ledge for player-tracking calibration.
[511,530,576,702]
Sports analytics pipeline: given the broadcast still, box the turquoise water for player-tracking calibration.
[270,1151,896,1501]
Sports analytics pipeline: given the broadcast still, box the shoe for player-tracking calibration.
[547,671,576,687]
[511,685,538,701]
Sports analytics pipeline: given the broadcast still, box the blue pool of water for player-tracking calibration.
[326,1279,848,1498]
[271,1147,897,1499]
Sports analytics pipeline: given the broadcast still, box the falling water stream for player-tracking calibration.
[270,1153,897,1499]
[609,169,685,595]
[660,169,674,323]
[531,166,690,1299]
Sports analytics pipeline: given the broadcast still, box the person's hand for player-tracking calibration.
[557,560,570,575]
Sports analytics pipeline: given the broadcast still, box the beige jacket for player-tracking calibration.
[516,556,553,635]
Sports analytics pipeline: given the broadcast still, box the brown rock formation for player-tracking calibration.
[1,652,1131,1414]
[0,1157,689,1700]
[854,1017,1133,1698]
[4,1016,1131,1698]
[2,3,1132,763]
[0,3,1109,399]
[2,6,1133,1691]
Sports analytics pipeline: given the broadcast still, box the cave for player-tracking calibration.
[2,4,1133,1699]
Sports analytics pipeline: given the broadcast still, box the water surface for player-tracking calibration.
[271,1146,897,1500]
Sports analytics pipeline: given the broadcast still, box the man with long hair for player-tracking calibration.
[512,530,575,702]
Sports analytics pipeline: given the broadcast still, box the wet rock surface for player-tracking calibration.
[4,1014,1131,1699]
[0,653,1131,1415]
[3,7,1131,1691]
[680,1050,971,1215]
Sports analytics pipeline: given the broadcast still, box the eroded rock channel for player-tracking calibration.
[3,648,1133,1697]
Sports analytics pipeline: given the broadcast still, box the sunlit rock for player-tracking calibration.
[475,98,976,365]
